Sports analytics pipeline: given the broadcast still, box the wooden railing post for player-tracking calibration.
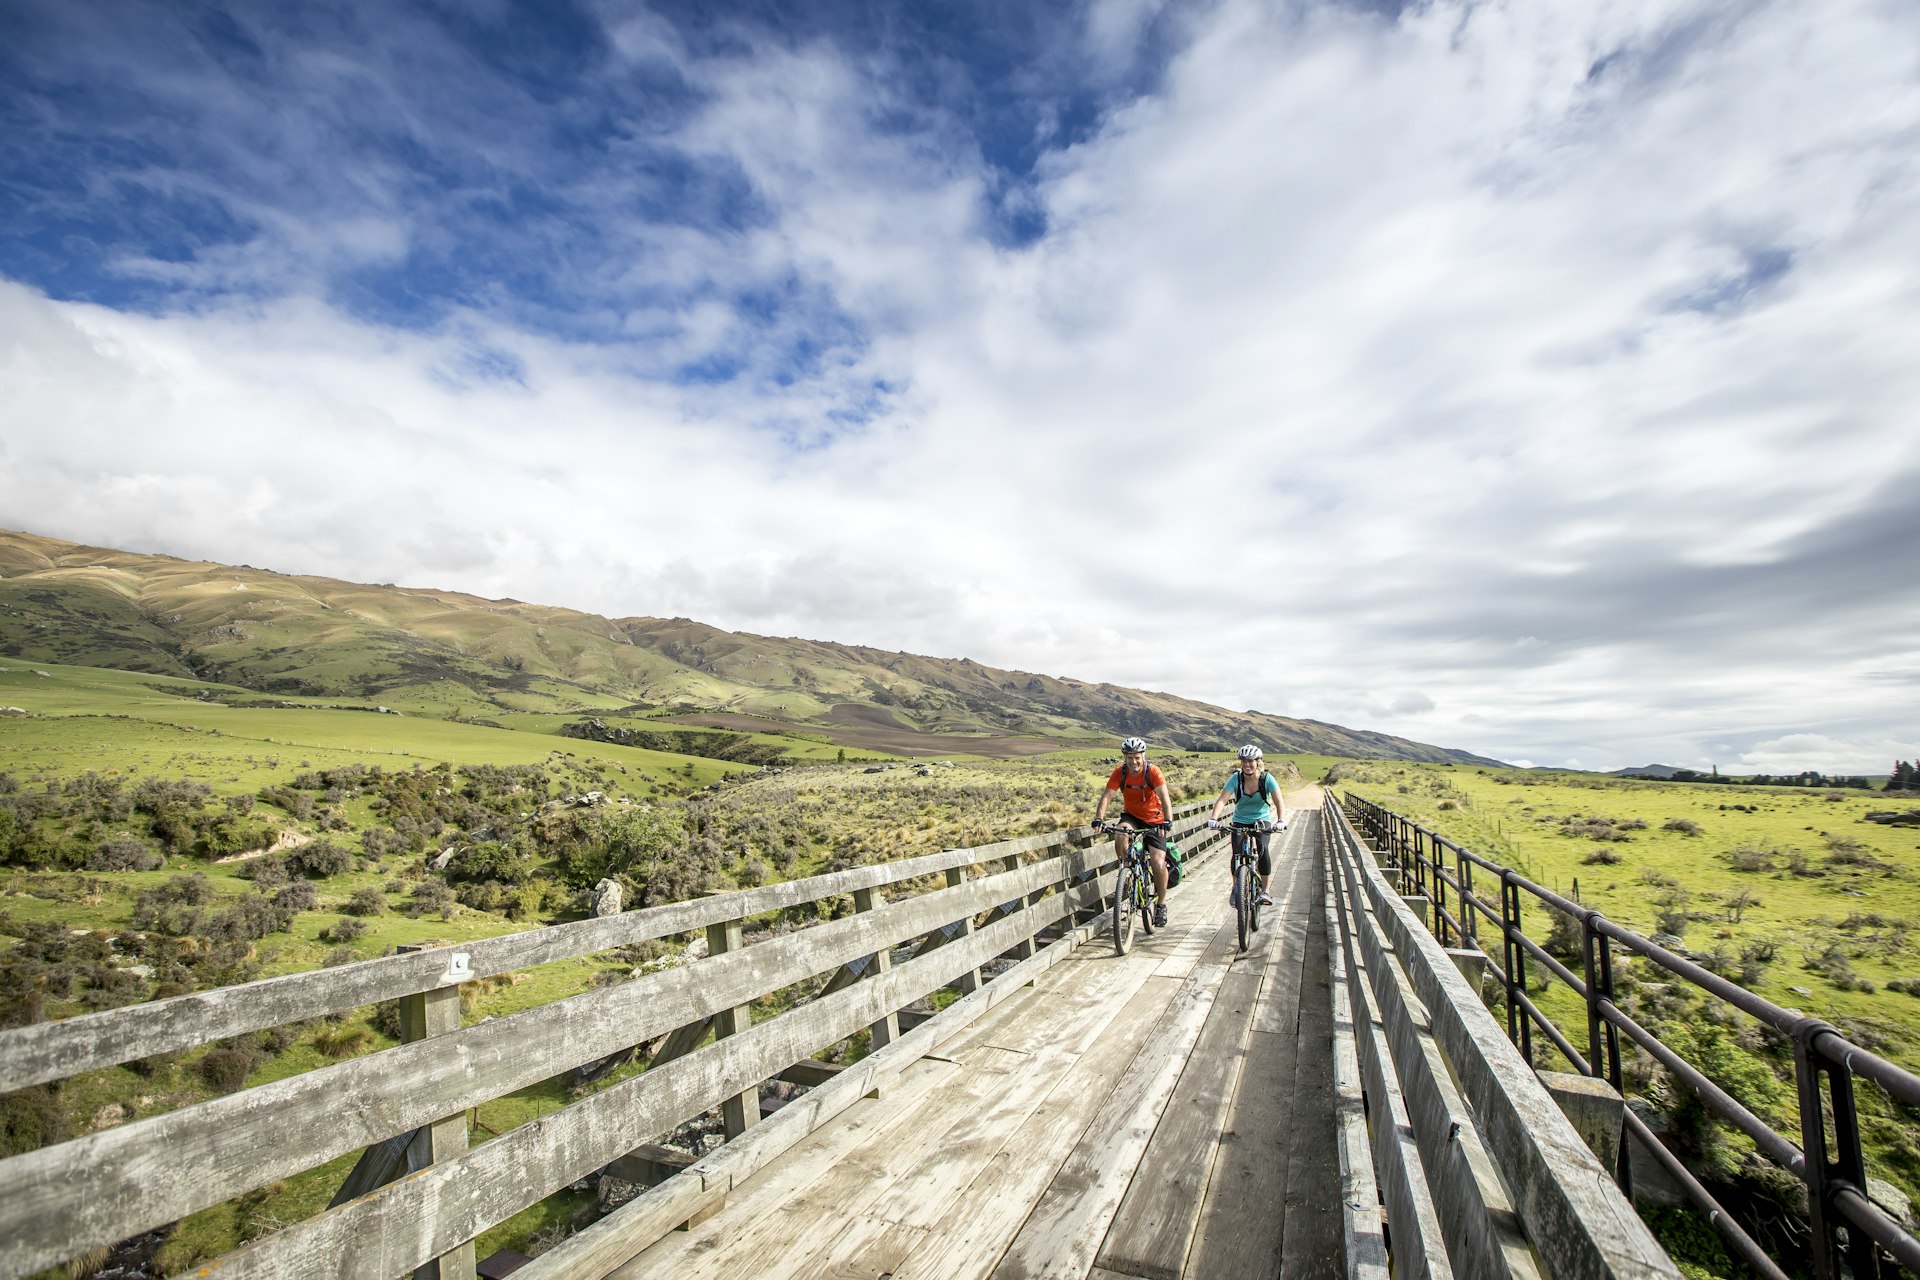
[945,867,981,995]
[706,916,756,1140]
[1001,853,1037,961]
[853,887,900,1053]
[395,944,476,1280]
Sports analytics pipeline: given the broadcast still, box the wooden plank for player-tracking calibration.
[1319,817,1392,1280]
[777,1060,844,1088]
[863,953,1163,1234]
[650,1015,714,1067]
[1279,846,1349,1280]
[791,1214,931,1280]
[606,1059,968,1279]
[510,910,1121,1280]
[987,925,1236,1280]
[607,1145,696,1188]
[1096,963,1262,1280]
[3,849,1102,1276]
[639,939,1161,1279]
[186,892,1081,1280]
[890,970,1190,1280]
[1183,837,1317,1280]
[679,1049,1028,1280]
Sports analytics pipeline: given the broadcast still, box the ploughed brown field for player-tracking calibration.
[662,705,1094,758]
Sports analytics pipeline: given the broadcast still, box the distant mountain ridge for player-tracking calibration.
[1608,764,1689,779]
[0,529,1500,764]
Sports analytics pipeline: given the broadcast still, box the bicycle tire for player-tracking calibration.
[1137,861,1156,936]
[1235,862,1253,952]
[1113,865,1135,955]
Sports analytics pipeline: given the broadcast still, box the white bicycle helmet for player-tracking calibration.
[1237,744,1264,760]
[1120,737,1147,754]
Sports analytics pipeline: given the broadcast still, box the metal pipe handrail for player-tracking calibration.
[1338,790,1920,1280]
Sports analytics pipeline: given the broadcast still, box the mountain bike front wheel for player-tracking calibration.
[1235,861,1254,952]
[1113,865,1136,955]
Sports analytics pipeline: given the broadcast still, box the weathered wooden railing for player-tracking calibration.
[1320,802,1681,1279]
[0,801,1221,1279]
[1340,791,1920,1280]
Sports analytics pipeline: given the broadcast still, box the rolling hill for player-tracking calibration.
[0,528,1497,763]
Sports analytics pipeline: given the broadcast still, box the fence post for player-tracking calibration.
[1432,835,1451,946]
[946,866,981,995]
[1000,853,1038,962]
[854,887,900,1053]
[1460,849,1477,948]
[1500,874,1532,1065]
[706,915,757,1140]
[1795,1021,1880,1280]
[395,944,476,1280]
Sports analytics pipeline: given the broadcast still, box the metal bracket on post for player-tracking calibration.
[395,944,476,1280]
[707,916,757,1140]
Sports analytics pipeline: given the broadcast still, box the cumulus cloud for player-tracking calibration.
[2,0,1917,773]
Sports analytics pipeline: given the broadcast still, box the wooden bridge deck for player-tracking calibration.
[613,799,1341,1280]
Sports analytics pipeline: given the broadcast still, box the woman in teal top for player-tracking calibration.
[1207,745,1288,907]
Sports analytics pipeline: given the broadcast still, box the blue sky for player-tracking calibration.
[3,0,1918,772]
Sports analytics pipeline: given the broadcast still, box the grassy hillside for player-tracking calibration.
[0,528,1494,764]
[1332,760,1920,1275]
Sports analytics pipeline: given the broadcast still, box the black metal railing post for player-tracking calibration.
[1796,1019,1843,1280]
[1796,1019,1883,1279]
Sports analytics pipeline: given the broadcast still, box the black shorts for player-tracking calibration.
[1232,828,1272,877]
[1115,818,1169,854]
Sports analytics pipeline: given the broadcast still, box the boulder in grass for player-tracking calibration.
[591,878,623,917]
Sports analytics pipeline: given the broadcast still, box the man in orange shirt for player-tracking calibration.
[1093,737,1175,925]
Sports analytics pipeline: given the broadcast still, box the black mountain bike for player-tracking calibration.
[1098,821,1160,955]
[1219,820,1279,952]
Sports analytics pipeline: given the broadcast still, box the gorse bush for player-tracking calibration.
[85,836,164,872]
[286,840,351,879]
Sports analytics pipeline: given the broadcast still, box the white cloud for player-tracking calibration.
[3,0,1918,774]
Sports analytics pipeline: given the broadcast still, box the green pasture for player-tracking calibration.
[1331,760,1920,1028]
[0,663,744,794]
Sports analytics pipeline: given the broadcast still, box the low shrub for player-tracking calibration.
[319,916,367,943]
[85,836,165,872]
[0,1084,67,1157]
[273,881,318,913]
[238,854,289,889]
[342,886,387,917]
[286,840,351,879]
[1661,818,1703,836]
[198,1043,263,1093]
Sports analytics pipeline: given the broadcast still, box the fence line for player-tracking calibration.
[1337,791,1920,1280]
[0,802,1220,1279]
